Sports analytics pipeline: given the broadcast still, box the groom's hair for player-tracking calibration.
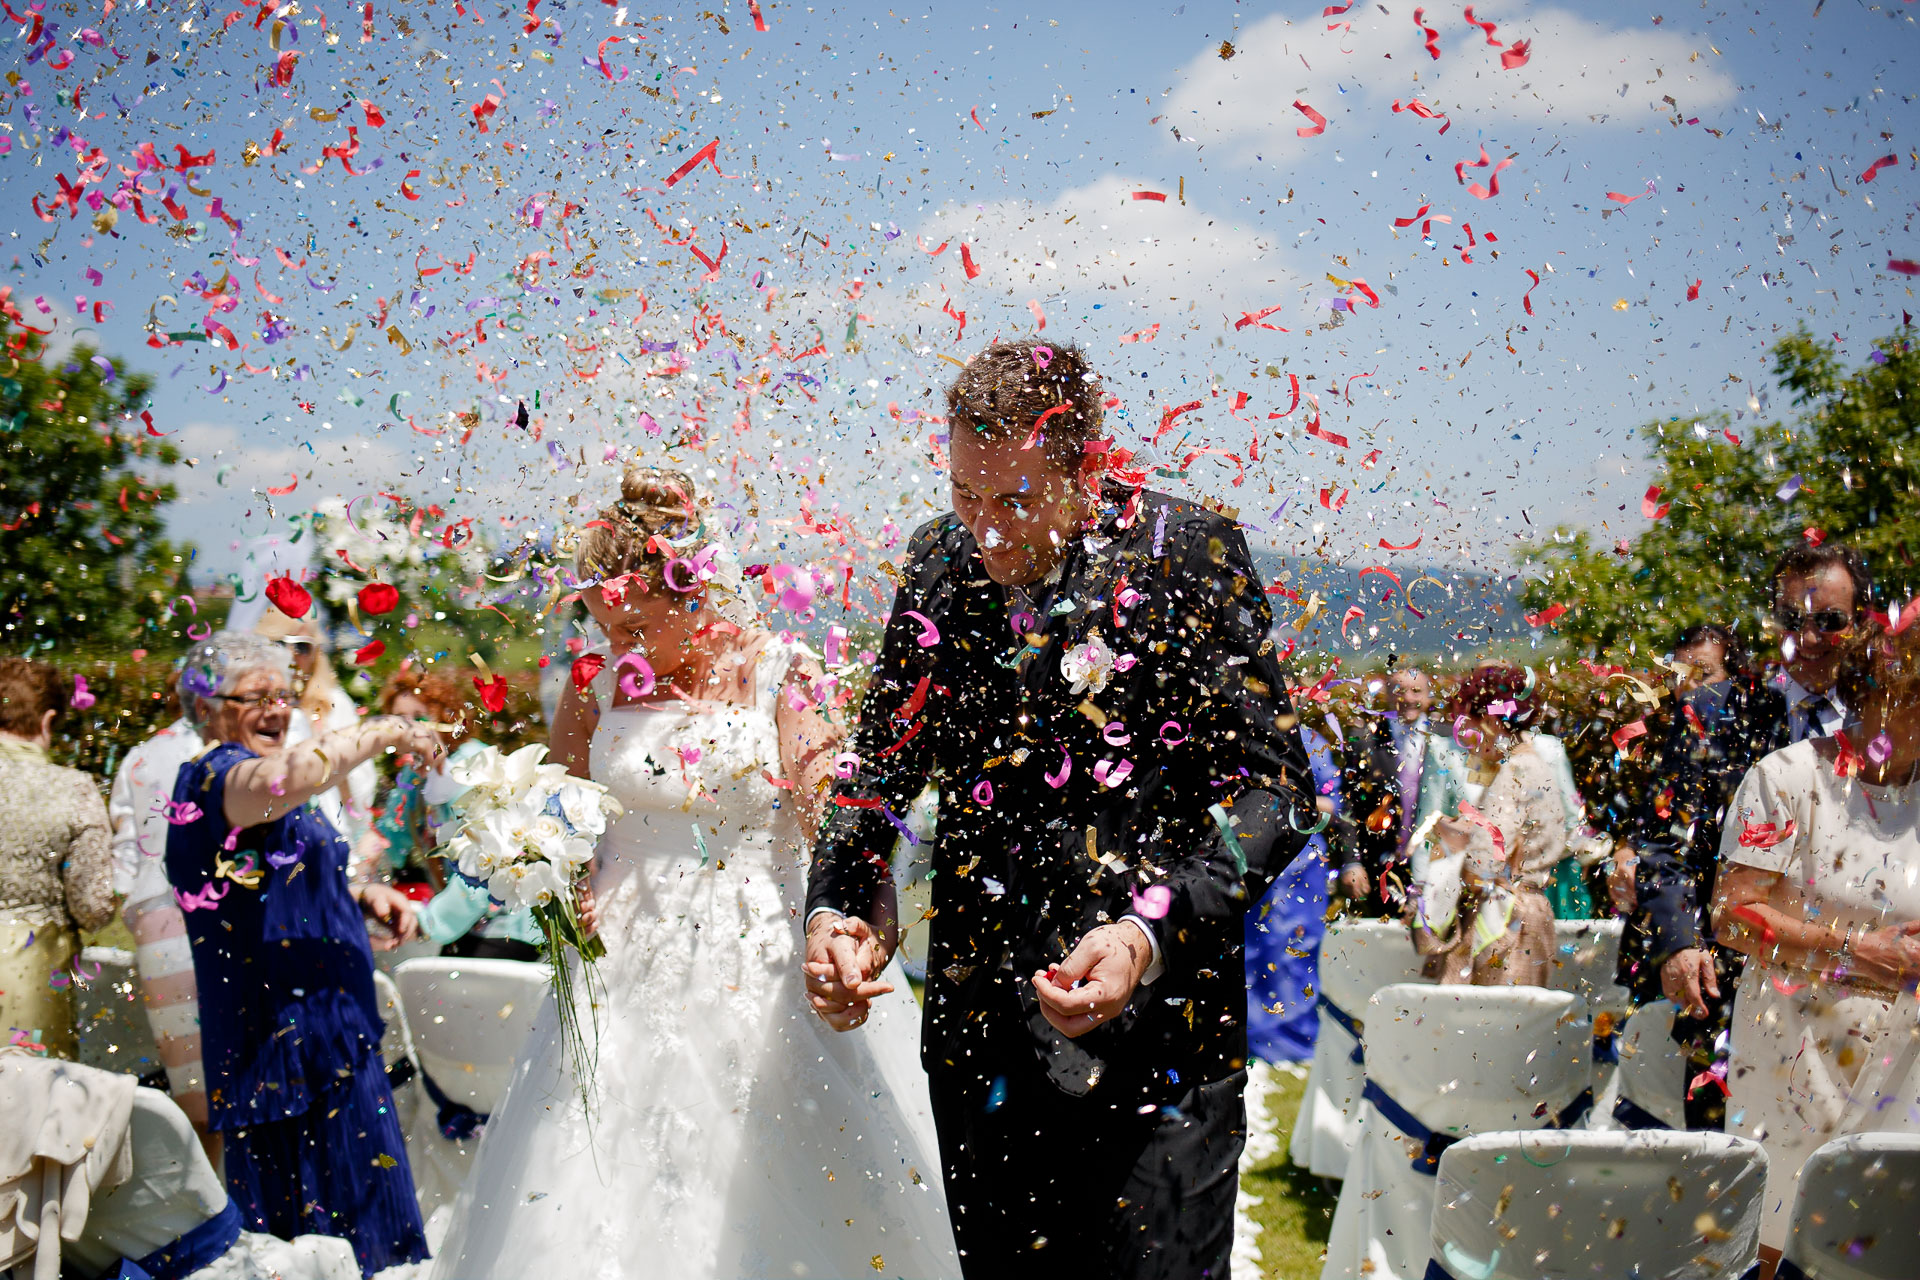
[946,337,1104,474]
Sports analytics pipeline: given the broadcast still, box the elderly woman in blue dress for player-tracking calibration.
[165,631,445,1276]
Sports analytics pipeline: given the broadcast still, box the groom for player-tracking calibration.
[805,338,1316,1278]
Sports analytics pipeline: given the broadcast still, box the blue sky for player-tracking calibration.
[1,0,1914,643]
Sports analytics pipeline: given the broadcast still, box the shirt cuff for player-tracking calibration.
[1120,914,1166,985]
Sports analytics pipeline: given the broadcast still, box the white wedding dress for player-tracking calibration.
[428,640,957,1280]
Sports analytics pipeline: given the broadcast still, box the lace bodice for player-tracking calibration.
[585,637,807,891]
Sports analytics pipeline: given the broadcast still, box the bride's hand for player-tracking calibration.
[803,912,894,1031]
[576,873,600,938]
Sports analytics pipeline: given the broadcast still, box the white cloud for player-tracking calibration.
[1164,5,1736,160]
[901,174,1299,322]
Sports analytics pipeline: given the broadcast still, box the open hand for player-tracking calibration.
[1032,922,1151,1039]
[804,913,895,1031]
[1848,921,1920,990]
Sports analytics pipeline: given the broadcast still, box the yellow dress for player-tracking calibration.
[0,739,114,1059]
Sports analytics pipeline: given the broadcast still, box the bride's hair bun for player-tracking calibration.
[576,465,704,586]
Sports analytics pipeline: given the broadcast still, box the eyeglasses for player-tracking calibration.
[206,691,296,710]
[277,638,317,653]
[1773,608,1854,635]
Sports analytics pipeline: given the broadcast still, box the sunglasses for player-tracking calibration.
[1772,608,1854,635]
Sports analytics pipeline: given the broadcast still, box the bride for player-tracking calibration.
[429,467,957,1279]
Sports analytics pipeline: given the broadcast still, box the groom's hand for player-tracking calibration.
[804,913,895,1031]
[1032,923,1152,1039]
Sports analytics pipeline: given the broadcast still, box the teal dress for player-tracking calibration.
[166,744,426,1277]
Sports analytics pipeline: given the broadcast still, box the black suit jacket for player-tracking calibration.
[1628,676,1789,975]
[806,490,1315,1104]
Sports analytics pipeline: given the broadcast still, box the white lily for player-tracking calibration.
[1060,632,1119,695]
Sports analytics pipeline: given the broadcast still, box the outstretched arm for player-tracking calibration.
[222,717,445,829]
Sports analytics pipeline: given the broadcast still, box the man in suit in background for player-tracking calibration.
[1626,543,1870,1128]
[803,337,1316,1279]
[1337,666,1436,917]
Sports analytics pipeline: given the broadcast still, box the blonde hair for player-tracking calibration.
[574,466,705,587]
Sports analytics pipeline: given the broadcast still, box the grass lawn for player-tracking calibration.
[1242,1065,1338,1279]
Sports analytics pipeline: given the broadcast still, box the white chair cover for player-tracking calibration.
[1602,999,1687,1132]
[70,946,163,1080]
[1321,984,1593,1280]
[1779,1133,1920,1280]
[1428,1129,1767,1280]
[66,1087,358,1280]
[0,1052,134,1279]
[1543,919,1631,1014]
[1289,922,1429,1179]
[392,957,549,1218]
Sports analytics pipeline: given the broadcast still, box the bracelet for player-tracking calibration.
[1832,924,1856,979]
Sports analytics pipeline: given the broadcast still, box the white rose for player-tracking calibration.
[1060,633,1118,695]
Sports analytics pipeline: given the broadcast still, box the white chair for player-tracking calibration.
[1428,1129,1767,1280]
[1321,984,1594,1280]
[1777,1133,1920,1280]
[69,945,163,1080]
[66,1087,359,1280]
[1544,919,1630,1014]
[1602,999,1688,1131]
[1289,921,1429,1179]
[391,957,549,1218]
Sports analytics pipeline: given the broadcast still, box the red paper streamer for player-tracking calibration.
[1379,535,1423,551]
[663,139,725,189]
[1686,279,1702,301]
[1318,487,1350,511]
[960,243,981,279]
[1889,258,1920,276]
[1293,100,1328,138]
[1023,403,1073,451]
[1235,303,1287,331]
[1526,604,1568,628]
[1456,145,1514,199]
[1393,202,1432,228]
[748,0,768,32]
[1738,819,1797,849]
[1413,6,1441,58]
[1119,323,1159,344]
[1642,484,1671,520]
[1611,720,1648,751]
[1463,6,1500,43]
[1500,39,1530,69]
[1391,98,1451,134]
[1154,400,1203,444]
[1522,267,1540,315]
[916,236,949,256]
[1267,374,1302,420]
[1305,417,1350,449]
[970,105,987,131]
[1859,154,1898,183]
[1131,190,1168,202]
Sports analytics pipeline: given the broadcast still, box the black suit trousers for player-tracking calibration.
[927,1033,1244,1280]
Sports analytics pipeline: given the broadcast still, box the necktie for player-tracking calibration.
[1798,693,1834,741]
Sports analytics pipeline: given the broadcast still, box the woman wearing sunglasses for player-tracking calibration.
[165,631,445,1276]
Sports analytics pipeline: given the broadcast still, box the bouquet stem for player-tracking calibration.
[534,891,606,1118]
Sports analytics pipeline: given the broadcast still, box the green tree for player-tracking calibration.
[1522,327,1919,659]
[0,327,190,656]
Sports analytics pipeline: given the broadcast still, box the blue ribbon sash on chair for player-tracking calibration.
[1317,991,1367,1064]
[1363,1079,1594,1176]
[111,1199,243,1280]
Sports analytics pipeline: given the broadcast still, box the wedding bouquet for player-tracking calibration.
[438,743,622,1106]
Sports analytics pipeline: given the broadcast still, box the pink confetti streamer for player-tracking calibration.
[1293,100,1328,138]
